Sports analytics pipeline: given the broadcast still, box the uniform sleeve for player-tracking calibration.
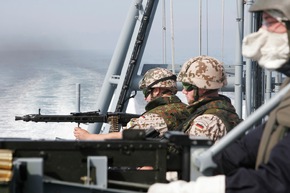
[212,123,290,193]
[224,80,290,192]
[187,114,227,142]
[124,113,168,136]
[148,127,290,193]
[213,123,263,175]
[225,132,290,193]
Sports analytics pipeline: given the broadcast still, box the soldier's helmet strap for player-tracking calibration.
[147,75,177,89]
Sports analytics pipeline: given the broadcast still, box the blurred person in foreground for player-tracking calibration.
[74,67,189,140]
[148,0,290,192]
[177,55,242,143]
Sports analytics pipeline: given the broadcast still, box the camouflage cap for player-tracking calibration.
[249,0,290,20]
[139,67,177,93]
[177,55,227,89]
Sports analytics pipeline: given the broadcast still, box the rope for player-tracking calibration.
[162,0,167,64]
[206,0,208,55]
[221,0,225,62]
[199,0,202,55]
[170,0,176,74]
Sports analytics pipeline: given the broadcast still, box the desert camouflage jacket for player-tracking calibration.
[182,95,242,142]
[125,95,189,135]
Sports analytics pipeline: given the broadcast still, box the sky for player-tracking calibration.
[0,0,239,64]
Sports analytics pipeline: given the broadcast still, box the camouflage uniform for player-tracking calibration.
[183,95,242,142]
[124,67,189,136]
[178,56,241,142]
[125,95,189,136]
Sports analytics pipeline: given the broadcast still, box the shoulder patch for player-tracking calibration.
[192,121,207,133]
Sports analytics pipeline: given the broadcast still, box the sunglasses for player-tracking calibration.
[182,82,195,92]
[143,88,152,98]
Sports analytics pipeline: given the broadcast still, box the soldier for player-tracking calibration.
[177,55,242,143]
[148,0,290,192]
[74,67,189,140]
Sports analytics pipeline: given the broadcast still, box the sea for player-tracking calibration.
[0,50,115,140]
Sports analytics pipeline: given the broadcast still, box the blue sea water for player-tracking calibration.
[0,50,111,139]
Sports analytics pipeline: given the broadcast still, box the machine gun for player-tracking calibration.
[15,110,140,132]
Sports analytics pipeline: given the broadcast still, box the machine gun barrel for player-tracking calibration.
[15,111,140,126]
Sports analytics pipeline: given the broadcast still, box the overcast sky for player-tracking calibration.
[0,0,239,63]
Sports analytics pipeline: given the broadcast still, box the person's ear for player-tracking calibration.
[152,87,160,96]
